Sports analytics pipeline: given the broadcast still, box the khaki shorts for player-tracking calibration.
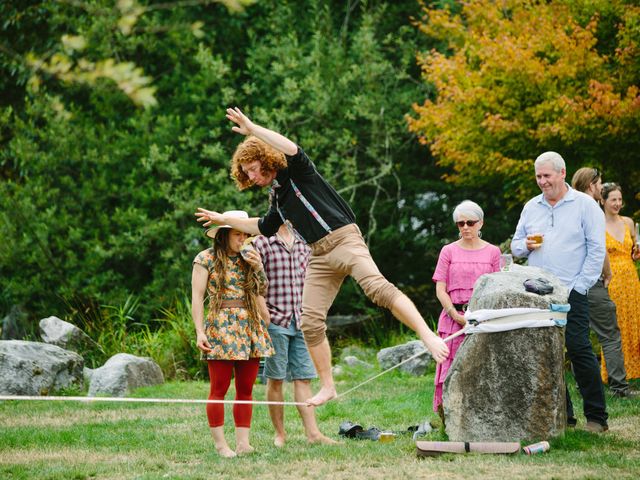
[300,224,402,347]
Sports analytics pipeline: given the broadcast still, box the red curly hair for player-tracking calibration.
[230,136,287,190]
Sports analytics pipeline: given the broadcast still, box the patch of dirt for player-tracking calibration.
[608,414,640,442]
[0,404,199,428]
[0,447,138,465]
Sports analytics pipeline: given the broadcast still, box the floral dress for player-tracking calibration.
[602,227,640,380]
[194,249,274,361]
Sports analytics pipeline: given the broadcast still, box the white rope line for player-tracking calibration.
[0,330,469,408]
[336,328,468,400]
[0,395,306,406]
[0,319,540,407]
[2,311,558,407]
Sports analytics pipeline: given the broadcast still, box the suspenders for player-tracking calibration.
[270,178,332,243]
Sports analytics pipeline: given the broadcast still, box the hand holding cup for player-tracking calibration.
[240,237,262,269]
[526,233,544,251]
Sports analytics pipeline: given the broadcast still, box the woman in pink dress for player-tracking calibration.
[432,200,501,420]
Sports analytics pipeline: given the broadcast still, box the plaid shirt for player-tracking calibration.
[253,233,311,329]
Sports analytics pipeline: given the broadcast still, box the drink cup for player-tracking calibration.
[500,254,513,272]
[240,237,256,260]
[378,432,396,443]
[527,234,544,245]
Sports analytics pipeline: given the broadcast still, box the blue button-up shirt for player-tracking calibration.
[511,185,605,294]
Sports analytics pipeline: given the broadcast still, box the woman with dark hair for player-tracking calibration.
[571,169,634,398]
[601,183,640,381]
[192,210,274,457]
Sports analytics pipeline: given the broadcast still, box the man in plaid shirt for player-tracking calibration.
[253,223,336,446]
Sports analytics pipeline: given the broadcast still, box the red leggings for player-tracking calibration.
[206,358,260,428]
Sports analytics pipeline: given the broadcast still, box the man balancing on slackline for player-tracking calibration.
[195,107,448,406]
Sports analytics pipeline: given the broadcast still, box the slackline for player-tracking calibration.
[0,306,568,407]
[0,395,305,406]
[337,305,568,400]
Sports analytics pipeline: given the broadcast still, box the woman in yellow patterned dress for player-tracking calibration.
[601,183,640,381]
[192,210,274,457]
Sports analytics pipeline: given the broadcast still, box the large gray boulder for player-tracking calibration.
[0,340,84,395]
[377,340,432,376]
[469,264,569,310]
[88,353,164,397]
[443,265,568,442]
[39,316,100,357]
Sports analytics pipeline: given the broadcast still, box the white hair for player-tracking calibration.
[535,151,565,172]
[452,200,484,222]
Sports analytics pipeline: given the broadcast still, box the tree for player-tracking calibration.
[408,0,640,215]
[0,0,252,321]
[1,0,459,328]
[0,0,253,109]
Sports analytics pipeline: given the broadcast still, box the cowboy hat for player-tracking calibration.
[205,210,249,239]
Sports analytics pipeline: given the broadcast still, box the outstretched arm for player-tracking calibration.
[194,209,261,235]
[226,107,298,156]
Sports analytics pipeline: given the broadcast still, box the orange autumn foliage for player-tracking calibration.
[408,0,640,208]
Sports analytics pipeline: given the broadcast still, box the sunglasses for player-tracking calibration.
[456,220,480,228]
[590,168,600,184]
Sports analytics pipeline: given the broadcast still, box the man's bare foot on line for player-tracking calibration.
[306,386,337,406]
[308,433,339,444]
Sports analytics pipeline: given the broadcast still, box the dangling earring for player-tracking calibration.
[458,232,462,239]
[478,230,482,238]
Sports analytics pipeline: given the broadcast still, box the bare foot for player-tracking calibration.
[236,444,255,455]
[305,386,337,406]
[274,435,286,448]
[308,433,339,445]
[215,446,237,458]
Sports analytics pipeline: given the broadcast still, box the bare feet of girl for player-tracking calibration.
[216,446,237,458]
[236,444,255,455]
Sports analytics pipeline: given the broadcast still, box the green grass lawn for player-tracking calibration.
[1,362,639,480]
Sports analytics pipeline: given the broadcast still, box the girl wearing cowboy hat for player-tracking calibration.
[191,210,274,457]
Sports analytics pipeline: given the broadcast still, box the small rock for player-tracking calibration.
[377,340,432,376]
[88,353,164,397]
[39,316,101,357]
[343,356,373,369]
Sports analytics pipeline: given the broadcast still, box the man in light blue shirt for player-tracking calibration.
[511,151,608,433]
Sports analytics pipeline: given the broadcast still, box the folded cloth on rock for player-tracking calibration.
[463,305,569,334]
[416,441,521,457]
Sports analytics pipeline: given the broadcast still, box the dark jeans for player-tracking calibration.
[565,289,608,426]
